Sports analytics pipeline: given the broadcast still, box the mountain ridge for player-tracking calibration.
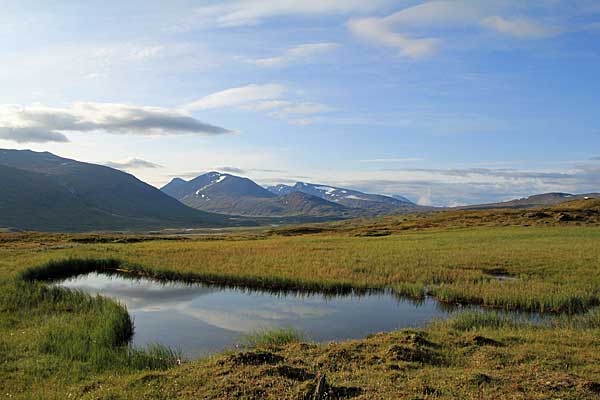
[162,172,351,217]
[0,149,232,231]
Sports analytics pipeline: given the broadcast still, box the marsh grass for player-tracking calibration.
[19,257,367,296]
[2,215,600,397]
[1,277,181,372]
[432,280,598,314]
[551,307,600,329]
[18,258,121,282]
[441,311,524,331]
[242,327,304,348]
[393,282,427,300]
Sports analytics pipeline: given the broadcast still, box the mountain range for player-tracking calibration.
[1,149,597,232]
[459,192,600,210]
[161,173,422,218]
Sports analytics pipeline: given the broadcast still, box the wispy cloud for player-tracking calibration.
[251,43,339,67]
[105,158,163,170]
[217,166,246,174]
[481,16,561,39]
[359,158,425,163]
[183,84,285,111]
[194,0,391,27]
[279,162,600,206]
[184,84,333,125]
[0,102,231,143]
[348,1,566,59]
[269,103,334,117]
[348,17,439,59]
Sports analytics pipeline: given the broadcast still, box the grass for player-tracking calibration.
[0,277,181,378]
[13,225,600,314]
[242,328,305,348]
[1,201,600,398]
[392,281,427,300]
[441,310,524,331]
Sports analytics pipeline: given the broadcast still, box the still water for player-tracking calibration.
[57,273,460,358]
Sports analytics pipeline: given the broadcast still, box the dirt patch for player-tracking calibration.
[581,381,600,394]
[471,373,493,386]
[354,230,392,237]
[398,331,437,348]
[386,344,441,364]
[70,236,188,244]
[225,351,284,366]
[272,226,330,236]
[301,378,363,399]
[524,211,551,219]
[266,365,315,381]
[317,346,366,371]
[465,335,503,347]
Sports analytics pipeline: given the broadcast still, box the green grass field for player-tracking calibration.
[1,201,600,398]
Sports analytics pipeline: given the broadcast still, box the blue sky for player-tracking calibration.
[1,0,599,206]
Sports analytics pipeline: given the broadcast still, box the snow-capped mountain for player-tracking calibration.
[163,174,421,217]
[163,172,274,201]
[267,182,415,211]
[162,172,350,217]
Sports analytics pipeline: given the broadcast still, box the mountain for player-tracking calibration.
[460,192,600,211]
[267,182,418,214]
[0,149,232,231]
[163,172,274,201]
[162,172,349,217]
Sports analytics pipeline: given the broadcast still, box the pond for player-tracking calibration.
[57,273,465,359]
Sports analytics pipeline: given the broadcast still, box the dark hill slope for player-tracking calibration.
[460,192,600,210]
[0,149,231,231]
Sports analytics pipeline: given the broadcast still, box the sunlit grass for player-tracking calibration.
[2,220,600,397]
[242,327,304,348]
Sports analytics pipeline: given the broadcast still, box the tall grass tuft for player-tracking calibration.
[393,282,426,300]
[2,276,180,372]
[444,311,524,331]
[19,258,121,282]
[242,327,304,348]
[125,344,182,371]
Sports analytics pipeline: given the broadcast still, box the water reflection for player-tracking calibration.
[57,273,454,358]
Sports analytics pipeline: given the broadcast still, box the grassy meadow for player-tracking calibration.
[1,200,600,398]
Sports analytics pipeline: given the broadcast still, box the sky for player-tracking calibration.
[1,0,599,206]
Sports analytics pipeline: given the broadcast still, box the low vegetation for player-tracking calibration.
[242,328,305,348]
[1,200,600,398]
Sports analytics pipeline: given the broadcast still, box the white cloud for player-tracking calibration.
[105,158,163,170]
[0,102,231,143]
[269,102,333,117]
[286,163,600,206]
[347,1,488,58]
[348,1,565,58]
[184,84,333,124]
[184,84,285,111]
[383,1,484,27]
[252,43,340,67]
[481,16,561,39]
[194,0,392,27]
[348,17,439,59]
